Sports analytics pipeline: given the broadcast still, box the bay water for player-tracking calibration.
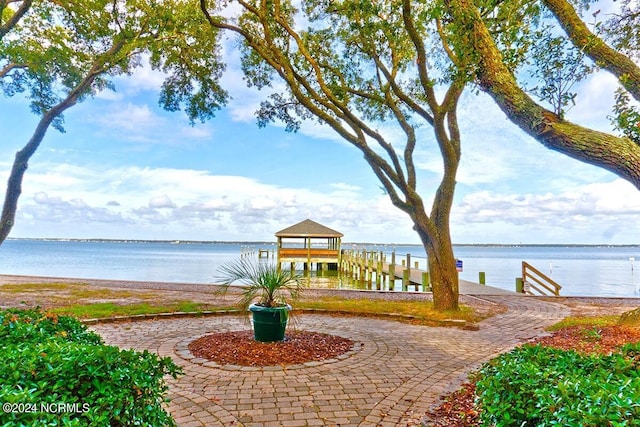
[1,239,639,297]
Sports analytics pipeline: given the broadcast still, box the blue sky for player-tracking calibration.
[1,37,640,244]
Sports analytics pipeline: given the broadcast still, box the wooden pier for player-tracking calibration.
[246,246,558,296]
[340,249,431,291]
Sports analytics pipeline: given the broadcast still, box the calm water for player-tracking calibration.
[1,239,639,297]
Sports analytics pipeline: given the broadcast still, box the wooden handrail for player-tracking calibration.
[279,248,339,257]
[522,261,562,296]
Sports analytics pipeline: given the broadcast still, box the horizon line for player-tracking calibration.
[5,237,640,247]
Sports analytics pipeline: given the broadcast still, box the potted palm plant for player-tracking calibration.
[215,258,303,342]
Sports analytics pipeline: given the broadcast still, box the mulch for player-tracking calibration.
[188,330,355,367]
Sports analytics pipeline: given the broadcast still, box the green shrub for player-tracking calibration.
[0,307,102,346]
[475,343,640,426]
[0,308,182,426]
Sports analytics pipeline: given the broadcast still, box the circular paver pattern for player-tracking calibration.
[91,295,568,426]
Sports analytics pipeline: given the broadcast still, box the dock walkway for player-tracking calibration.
[342,249,517,295]
[386,261,516,295]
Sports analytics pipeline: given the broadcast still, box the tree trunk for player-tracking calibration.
[0,50,110,244]
[425,237,459,311]
[411,184,460,311]
[0,110,61,244]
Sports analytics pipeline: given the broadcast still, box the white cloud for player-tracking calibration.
[116,60,167,95]
[330,183,361,192]
[29,192,127,224]
[566,71,619,130]
[7,158,640,244]
[92,103,160,134]
[148,195,176,209]
[70,100,213,149]
[9,163,418,242]
[95,58,166,101]
[453,179,640,243]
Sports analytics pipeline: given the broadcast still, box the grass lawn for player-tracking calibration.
[0,281,487,324]
[297,296,481,325]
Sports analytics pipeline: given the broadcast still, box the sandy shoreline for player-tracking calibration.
[0,273,443,310]
[2,274,640,319]
[0,273,221,292]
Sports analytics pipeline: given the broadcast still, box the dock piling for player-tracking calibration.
[422,272,430,292]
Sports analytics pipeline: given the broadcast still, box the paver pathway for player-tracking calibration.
[91,295,568,426]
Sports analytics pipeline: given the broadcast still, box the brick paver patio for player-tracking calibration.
[91,294,568,426]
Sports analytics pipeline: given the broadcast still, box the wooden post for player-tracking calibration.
[422,272,430,292]
[353,251,359,279]
[516,277,524,293]
[405,254,411,291]
[479,272,486,285]
[364,251,370,285]
[352,251,357,279]
[376,253,382,290]
[345,250,350,277]
[343,251,348,277]
[389,251,396,290]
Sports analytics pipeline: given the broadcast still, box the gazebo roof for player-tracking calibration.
[275,219,343,238]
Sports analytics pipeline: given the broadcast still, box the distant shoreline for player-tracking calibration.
[5,237,640,248]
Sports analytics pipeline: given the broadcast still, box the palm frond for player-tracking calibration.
[214,257,304,309]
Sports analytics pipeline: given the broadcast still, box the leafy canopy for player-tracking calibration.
[0,0,228,130]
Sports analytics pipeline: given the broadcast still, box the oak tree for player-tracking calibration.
[201,0,465,310]
[0,0,227,243]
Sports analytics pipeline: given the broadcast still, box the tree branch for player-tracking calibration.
[0,0,32,39]
[543,0,640,101]
[446,0,640,190]
[0,35,129,242]
[0,62,27,78]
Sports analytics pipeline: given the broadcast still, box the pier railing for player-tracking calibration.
[278,248,340,259]
[521,261,562,296]
[340,249,431,291]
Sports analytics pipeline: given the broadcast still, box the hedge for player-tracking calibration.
[475,343,640,426]
[0,308,182,426]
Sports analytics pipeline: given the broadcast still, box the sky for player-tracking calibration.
[1,13,640,245]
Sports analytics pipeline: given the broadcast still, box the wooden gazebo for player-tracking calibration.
[275,219,343,271]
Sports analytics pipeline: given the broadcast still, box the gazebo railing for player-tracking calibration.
[278,248,340,258]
